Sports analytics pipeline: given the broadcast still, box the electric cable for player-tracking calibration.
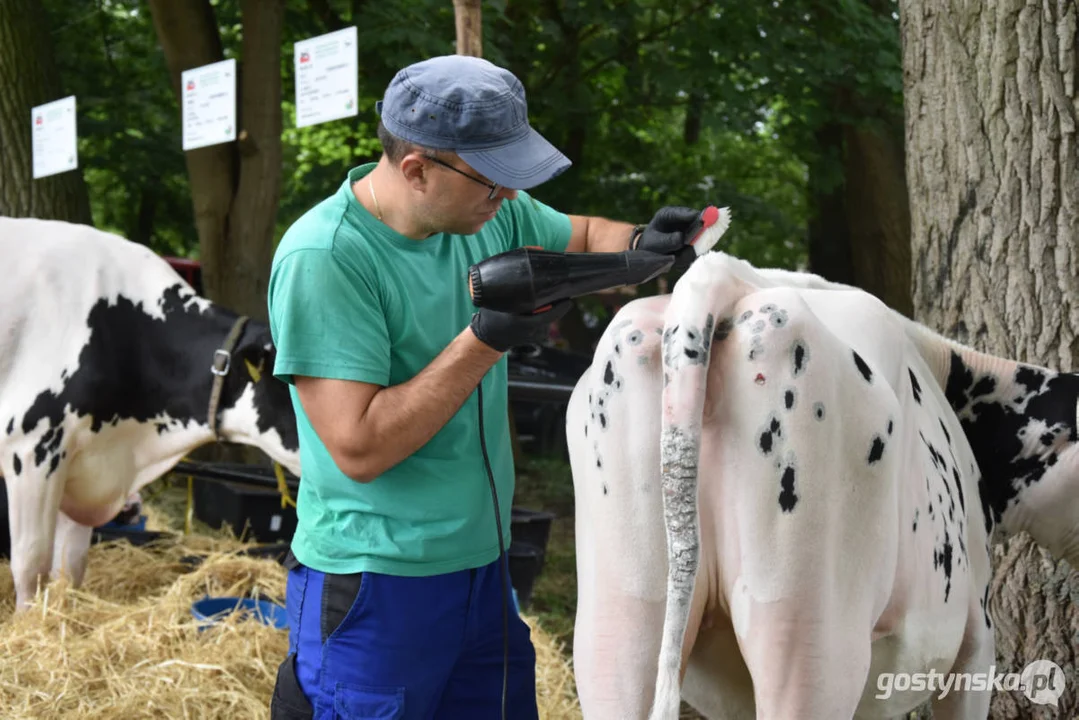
[476,379,510,720]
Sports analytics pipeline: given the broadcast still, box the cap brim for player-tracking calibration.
[457,127,571,190]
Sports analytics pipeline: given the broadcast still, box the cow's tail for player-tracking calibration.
[649,242,739,720]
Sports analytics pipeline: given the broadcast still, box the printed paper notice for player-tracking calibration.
[294,26,358,128]
[31,95,78,179]
[182,58,237,151]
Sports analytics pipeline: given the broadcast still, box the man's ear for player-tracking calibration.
[399,152,430,190]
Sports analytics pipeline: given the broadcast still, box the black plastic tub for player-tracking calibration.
[507,541,545,611]
[510,507,555,572]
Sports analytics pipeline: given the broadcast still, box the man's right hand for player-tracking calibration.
[469,300,573,353]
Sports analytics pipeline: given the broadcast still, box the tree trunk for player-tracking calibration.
[807,113,913,318]
[806,122,856,287]
[843,116,913,318]
[147,0,284,322]
[900,0,1079,717]
[0,0,92,224]
[226,0,284,321]
[453,0,483,57]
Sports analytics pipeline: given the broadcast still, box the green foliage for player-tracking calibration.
[44,0,195,255]
[36,0,902,276]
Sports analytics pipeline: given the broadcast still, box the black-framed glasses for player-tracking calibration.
[423,155,502,200]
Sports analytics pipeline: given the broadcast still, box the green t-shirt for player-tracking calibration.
[267,163,573,577]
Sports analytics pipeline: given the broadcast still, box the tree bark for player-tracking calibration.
[453,0,483,57]
[843,116,913,317]
[147,0,284,322]
[0,0,92,224]
[807,122,857,287]
[900,0,1079,716]
[225,0,284,321]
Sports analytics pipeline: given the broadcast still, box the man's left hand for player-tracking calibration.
[631,206,701,255]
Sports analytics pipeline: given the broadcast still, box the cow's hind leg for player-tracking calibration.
[707,287,902,719]
[569,296,680,719]
[1,443,67,611]
[51,510,93,587]
[929,613,994,720]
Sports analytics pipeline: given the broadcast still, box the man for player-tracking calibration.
[267,54,704,720]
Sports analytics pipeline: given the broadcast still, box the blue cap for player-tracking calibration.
[375,55,571,190]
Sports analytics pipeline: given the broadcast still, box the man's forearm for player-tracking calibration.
[578,215,636,253]
[352,328,502,480]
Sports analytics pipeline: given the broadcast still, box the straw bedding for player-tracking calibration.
[0,507,582,719]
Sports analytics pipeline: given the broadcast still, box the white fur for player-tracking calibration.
[569,248,1076,719]
[0,217,298,612]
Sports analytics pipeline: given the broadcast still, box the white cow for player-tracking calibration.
[567,250,1078,718]
[0,217,301,611]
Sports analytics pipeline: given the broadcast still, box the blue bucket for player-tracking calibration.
[190,596,288,630]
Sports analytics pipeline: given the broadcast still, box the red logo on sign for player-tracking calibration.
[186,80,195,91]
[35,116,43,125]
[300,52,310,63]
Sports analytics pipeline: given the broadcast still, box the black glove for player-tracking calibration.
[470,300,573,353]
[631,206,701,255]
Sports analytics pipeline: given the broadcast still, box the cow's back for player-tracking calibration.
[0,217,205,425]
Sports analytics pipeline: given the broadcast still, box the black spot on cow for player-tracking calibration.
[934,531,954,602]
[952,467,965,513]
[5,418,12,435]
[813,402,825,421]
[33,425,65,467]
[614,343,621,357]
[685,347,699,360]
[584,424,589,438]
[909,368,923,404]
[758,415,782,456]
[868,435,886,464]
[736,310,753,325]
[853,351,873,383]
[751,319,767,334]
[603,361,615,385]
[778,464,798,512]
[887,419,894,436]
[945,352,1079,535]
[18,284,299,456]
[47,454,60,478]
[599,413,607,429]
[791,341,808,377]
[920,431,948,473]
[602,482,608,495]
[912,508,919,532]
[760,304,777,314]
[713,317,734,342]
[12,454,21,475]
[784,389,795,410]
[938,418,952,447]
[1014,366,1046,402]
[1040,431,1055,446]
[627,329,644,346]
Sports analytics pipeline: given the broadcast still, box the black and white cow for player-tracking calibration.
[0,217,300,611]
[568,250,1077,719]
